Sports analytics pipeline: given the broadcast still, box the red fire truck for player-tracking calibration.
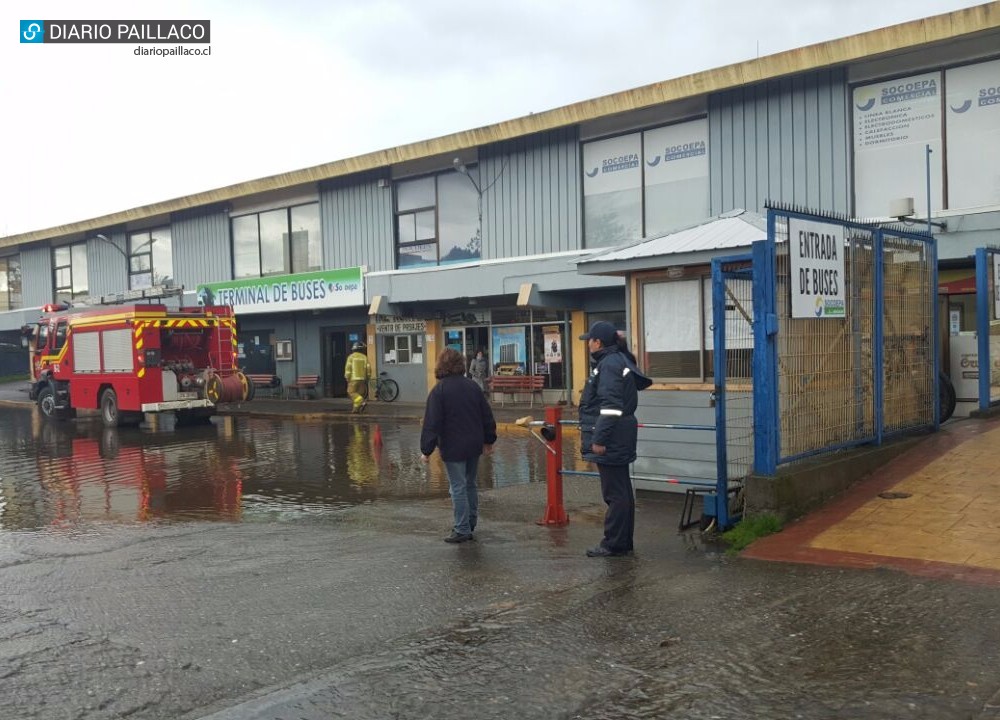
[25,292,251,427]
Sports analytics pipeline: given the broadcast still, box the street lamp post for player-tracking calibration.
[95,233,128,260]
[453,157,508,255]
[453,159,483,243]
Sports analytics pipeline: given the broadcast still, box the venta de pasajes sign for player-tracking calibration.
[788,218,846,319]
[197,268,363,315]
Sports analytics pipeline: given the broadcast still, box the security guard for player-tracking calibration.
[578,321,651,557]
[344,341,371,413]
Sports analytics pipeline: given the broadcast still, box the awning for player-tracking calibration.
[938,269,975,294]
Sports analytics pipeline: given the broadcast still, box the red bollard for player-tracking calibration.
[537,405,569,526]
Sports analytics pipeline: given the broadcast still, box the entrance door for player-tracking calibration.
[323,330,348,398]
[323,328,367,398]
[464,326,490,371]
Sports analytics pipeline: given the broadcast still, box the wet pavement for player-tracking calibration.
[3,388,1000,718]
[747,415,1000,584]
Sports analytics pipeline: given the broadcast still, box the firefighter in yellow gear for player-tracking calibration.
[345,341,371,413]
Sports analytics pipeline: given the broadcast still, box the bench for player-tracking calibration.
[286,374,320,399]
[488,375,545,407]
[245,373,281,398]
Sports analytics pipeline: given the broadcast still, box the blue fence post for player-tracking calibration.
[931,237,939,429]
[753,224,778,476]
[976,248,989,412]
[873,229,885,444]
[711,257,729,528]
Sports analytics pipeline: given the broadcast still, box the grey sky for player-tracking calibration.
[0,0,988,236]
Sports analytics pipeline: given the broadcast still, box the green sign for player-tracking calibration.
[197,268,363,315]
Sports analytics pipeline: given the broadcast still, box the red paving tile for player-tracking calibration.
[743,416,1000,585]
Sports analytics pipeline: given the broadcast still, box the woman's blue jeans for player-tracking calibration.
[444,457,480,535]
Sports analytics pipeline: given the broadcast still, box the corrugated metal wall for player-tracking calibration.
[709,68,850,215]
[87,231,128,297]
[20,245,53,307]
[480,127,582,259]
[305,128,582,273]
[172,208,232,287]
[320,177,394,272]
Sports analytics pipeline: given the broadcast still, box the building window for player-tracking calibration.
[640,276,710,381]
[53,243,88,304]
[582,118,710,248]
[232,203,322,279]
[383,334,423,364]
[639,274,751,382]
[488,308,569,389]
[0,256,21,311]
[395,170,480,269]
[853,58,1000,217]
[128,228,173,289]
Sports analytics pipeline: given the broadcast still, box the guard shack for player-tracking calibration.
[576,206,939,525]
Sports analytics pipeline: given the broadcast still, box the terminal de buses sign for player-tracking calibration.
[197,267,363,315]
[788,218,845,319]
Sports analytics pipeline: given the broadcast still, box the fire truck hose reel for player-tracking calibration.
[207,373,247,404]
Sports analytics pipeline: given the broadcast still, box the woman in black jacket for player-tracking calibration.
[421,348,498,543]
[578,322,652,557]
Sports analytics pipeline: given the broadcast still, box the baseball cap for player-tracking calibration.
[578,321,618,345]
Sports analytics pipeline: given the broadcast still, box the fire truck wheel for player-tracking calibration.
[37,385,59,420]
[100,388,122,428]
[37,384,75,421]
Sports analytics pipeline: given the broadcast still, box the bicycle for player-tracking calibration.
[360,371,399,402]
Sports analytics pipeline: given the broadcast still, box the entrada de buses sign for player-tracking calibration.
[197,267,363,315]
[787,218,846,319]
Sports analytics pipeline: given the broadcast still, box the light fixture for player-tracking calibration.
[95,233,128,260]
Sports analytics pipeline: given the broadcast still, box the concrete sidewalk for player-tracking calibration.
[746,415,1000,584]
[215,395,555,428]
[0,379,557,428]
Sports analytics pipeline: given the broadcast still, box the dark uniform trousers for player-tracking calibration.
[598,463,635,552]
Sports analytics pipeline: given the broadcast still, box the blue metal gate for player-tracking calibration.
[975,247,1000,411]
[709,254,756,529]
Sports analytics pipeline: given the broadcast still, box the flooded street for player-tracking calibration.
[0,409,581,530]
[2,407,1000,719]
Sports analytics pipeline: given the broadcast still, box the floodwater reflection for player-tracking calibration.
[0,410,583,531]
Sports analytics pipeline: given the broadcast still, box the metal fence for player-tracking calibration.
[773,220,876,459]
[880,230,935,433]
[975,248,1000,410]
[711,256,756,526]
[755,207,937,474]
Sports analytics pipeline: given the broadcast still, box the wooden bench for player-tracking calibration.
[245,373,281,398]
[488,375,545,407]
[286,374,320,399]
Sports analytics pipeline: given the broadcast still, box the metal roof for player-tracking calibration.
[576,210,766,274]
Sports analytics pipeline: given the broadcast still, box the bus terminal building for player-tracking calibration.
[1,3,998,416]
